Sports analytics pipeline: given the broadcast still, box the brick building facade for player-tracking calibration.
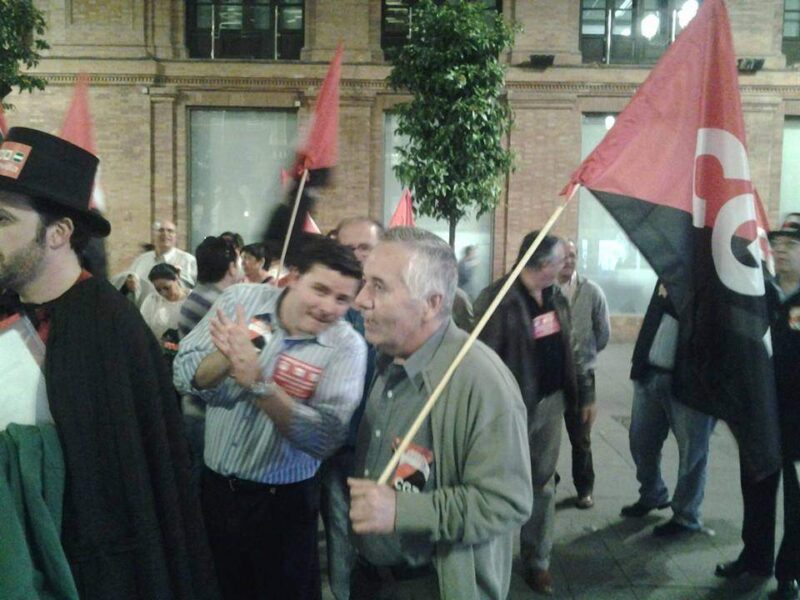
[6,0,798,337]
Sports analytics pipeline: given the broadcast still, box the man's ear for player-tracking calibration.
[47,217,75,250]
[423,293,444,322]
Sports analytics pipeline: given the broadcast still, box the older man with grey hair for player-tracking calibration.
[128,219,198,288]
[348,227,532,600]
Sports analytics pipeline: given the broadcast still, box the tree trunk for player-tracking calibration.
[449,216,457,248]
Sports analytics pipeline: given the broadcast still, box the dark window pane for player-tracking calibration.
[582,8,606,35]
[252,5,270,30]
[219,5,243,30]
[197,4,212,28]
[384,7,410,33]
[785,17,800,39]
[279,7,303,30]
[611,9,632,36]
[788,0,800,10]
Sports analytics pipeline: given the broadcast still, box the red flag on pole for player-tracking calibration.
[60,73,105,212]
[303,212,321,234]
[388,188,415,228]
[293,43,343,176]
[563,0,779,478]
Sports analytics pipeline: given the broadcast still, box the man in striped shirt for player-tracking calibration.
[173,236,367,600]
[177,235,242,490]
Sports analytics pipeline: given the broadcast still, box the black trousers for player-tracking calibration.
[201,468,321,600]
[776,460,800,581]
[739,458,800,580]
[563,370,596,497]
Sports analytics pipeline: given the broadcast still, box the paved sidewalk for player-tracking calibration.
[322,343,784,599]
[507,343,780,600]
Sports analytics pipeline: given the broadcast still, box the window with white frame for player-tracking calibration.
[189,109,297,250]
[578,114,657,314]
[383,112,494,299]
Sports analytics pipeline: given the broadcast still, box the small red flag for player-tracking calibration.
[293,43,343,175]
[303,212,321,234]
[388,188,415,228]
[60,73,105,211]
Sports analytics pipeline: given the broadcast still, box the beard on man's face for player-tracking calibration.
[0,221,48,293]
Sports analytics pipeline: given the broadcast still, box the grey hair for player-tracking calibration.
[381,227,457,318]
[336,216,385,233]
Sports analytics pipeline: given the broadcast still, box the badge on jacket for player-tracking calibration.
[789,307,800,331]
[532,311,561,339]
[272,353,322,401]
[248,313,273,350]
[391,438,434,493]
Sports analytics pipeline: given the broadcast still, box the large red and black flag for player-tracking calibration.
[564,0,780,478]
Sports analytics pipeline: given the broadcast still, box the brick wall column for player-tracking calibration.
[742,94,785,225]
[149,87,182,245]
[500,91,580,275]
[507,0,582,67]
[303,0,379,62]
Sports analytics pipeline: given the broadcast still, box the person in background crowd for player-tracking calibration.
[177,235,242,490]
[128,219,197,289]
[220,231,244,256]
[474,231,576,596]
[241,242,274,284]
[557,239,611,509]
[349,227,532,600]
[319,216,383,600]
[140,263,187,340]
[0,126,217,599]
[457,244,479,300]
[716,214,800,600]
[621,282,716,537]
[174,236,366,600]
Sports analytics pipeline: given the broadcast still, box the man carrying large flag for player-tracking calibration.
[564,0,780,511]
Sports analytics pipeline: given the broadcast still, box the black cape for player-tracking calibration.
[40,276,218,599]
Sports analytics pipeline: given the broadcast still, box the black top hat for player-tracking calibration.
[768,219,800,243]
[0,127,110,237]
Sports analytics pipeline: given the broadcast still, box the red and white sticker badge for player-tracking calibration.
[272,353,322,401]
[391,438,434,493]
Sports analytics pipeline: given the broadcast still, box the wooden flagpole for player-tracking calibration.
[278,168,310,276]
[377,193,576,485]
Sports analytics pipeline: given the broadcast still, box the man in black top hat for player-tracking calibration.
[0,127,218,600]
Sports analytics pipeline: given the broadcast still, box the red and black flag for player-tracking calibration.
[564,0,779,479]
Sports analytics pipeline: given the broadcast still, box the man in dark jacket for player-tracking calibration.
[716,215,800,600]
[474,231,578,596]
[621,282,716,537]
[0,127,217,599]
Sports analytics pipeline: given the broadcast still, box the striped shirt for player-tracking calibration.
[178,283,222,340]
[173,283,367,484]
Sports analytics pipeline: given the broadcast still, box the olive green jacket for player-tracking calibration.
[393,321,533,600]
[0,423,78,600]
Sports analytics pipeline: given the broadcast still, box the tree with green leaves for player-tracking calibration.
[388,0,515,246]
[0,0,49,108]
